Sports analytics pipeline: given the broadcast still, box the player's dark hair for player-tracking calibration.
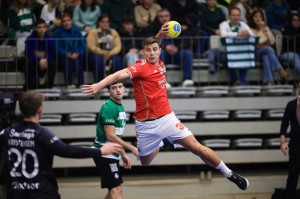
[142,36,159,48]
[19,91,44,118]
[106,81,124,90]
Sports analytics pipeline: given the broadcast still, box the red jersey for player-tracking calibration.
[126,59,172,121]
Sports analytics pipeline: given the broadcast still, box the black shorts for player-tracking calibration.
[93,156,123,190]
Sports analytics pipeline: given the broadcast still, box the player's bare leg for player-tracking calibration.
[139,146,160,166]
[105,186,123,199]
[176,135,249,190]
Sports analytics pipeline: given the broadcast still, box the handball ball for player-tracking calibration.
[166,21,181,38]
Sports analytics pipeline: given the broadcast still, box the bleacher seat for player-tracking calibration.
[265,137,290,148]
[174,110,197,121]
[197,86,229,97]
[265,109,284,119]
[34,88,61,99]
[67,113,97,123]
[233,138,263,148]
[40,114,62,124]
[262,85,294,95]
[229,85,261,96]
[64,88,92,99]
[201,139,231,149]
[168,87,196,97]
[69,141,93,147]
[233,110,262,119]
[201,110,230,120]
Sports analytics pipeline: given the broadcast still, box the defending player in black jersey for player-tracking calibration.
[0,91,124,199]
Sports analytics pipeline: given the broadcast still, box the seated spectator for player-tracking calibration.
[63,0,81,15]
[25,19,56,90]
[53,13,86,89]
[199,0,225,55]
[249,8,288,85]
[152,8,194,87]
[40,0,64,33]
[8,0,35,39]
[229,0,252,23]
[87,14,122,82]
[101,0,134,32]
[266,0,291,38]
[119,16,143,66]
[73,0,101,37]
[165,0,200,37]
[219,7,254,85]
[134,0,161,36]
[280,13,300,75]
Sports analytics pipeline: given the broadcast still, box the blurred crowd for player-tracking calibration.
[0,0,299,90]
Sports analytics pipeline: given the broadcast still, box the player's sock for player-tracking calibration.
[215,160,231,178]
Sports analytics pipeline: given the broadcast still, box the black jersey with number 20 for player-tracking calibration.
[0,121,100,199]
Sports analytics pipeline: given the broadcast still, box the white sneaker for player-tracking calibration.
[67,84,76,89]
[166,82,172,89]
[182,79,194,87]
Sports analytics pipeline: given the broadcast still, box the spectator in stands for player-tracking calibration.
[165,0,200,36]
[25,19,56,90]
[93,81,137,199]
[134,0,161,36]
[8,0,35,39]
[82,26,250,192]
[279,82,300,199]
[40,0,64,33]
[0,91,124,199]
[53,13,86,89]
[152,8,194,87]
[229,0,252,23]
[200,0,225,37]
[280,13,300,76]
[199,0,226,56]
[249,8,288,85]
[87,14,122,82]
[165,0,201,55]
[101,0,134,32]
[266,0,291,37]
[220,7,254,85]
[73,0,101,37]
[63,0,81,15]
[119,16,143,66]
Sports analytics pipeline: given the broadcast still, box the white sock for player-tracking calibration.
[215,161,232,178]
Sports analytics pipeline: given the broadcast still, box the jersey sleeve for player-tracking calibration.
[125,60,145,79]
[39,128,100,158]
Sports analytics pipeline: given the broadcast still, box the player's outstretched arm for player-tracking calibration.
[82,69,130,96]
[100,142,124,155]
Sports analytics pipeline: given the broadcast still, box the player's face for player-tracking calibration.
[143,43,161,65]
[109,83,125,102]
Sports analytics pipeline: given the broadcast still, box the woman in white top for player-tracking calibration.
[40,0,65,32]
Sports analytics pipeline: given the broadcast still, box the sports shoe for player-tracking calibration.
[227,171,249,190]
[182,79,194,87]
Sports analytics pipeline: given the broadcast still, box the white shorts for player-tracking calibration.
[135,112,193,156]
